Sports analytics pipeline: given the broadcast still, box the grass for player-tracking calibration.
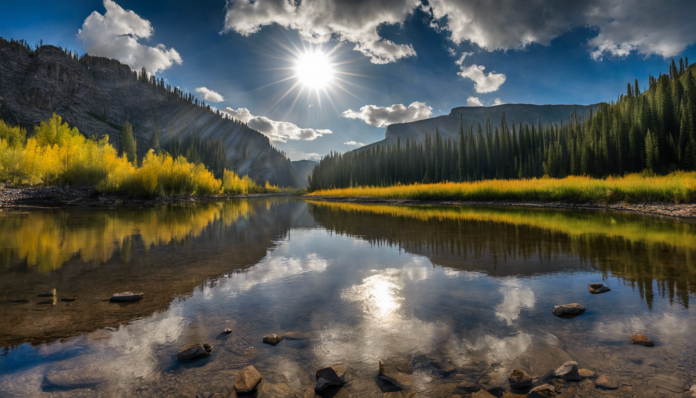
[307,172,696,204]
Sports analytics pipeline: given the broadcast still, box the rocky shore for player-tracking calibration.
[0,185,294,209]
[307,195,696,219]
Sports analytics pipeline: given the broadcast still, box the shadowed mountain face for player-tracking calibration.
[0,38,305,187]
[367,103,599,148]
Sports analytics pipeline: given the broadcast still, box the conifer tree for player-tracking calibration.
[120,121,137,164]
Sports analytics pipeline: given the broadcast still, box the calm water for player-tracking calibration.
[0,198,695,397]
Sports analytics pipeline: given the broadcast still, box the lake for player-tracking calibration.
[0,198,695,397]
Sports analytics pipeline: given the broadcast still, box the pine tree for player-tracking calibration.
[151,125,161,154]
[120,121,137,164]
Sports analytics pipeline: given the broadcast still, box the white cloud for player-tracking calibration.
[344,141,365,147]
[220,107,332,143]
[492,98,505,106]
[221,0,419,64]
[194,87,224,103]
[423,0,696,59]
[466,97,483,107]
[342,101,432,128]
[446,47,457,57]
[458,64,506,93]
[77,0,182,74]
[455,51,473,66]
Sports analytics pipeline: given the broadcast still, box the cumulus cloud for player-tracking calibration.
[344,141,365,147]
[194,87,224,103]
[342,102,432,128]
[423,0,696,59]
[77,0,182,74]
[466,97,483,107]
[220,107,332,142]
[446,47,457,57]
[493,98,505,106]
[458,64,506,93]
[222,0,418,64]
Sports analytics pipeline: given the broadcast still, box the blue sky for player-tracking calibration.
[2,0,696,160]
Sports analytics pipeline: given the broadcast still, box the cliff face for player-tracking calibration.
[368,103,599,148]
[0,38,304,187]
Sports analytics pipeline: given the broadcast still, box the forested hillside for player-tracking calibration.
[309,58,696,190]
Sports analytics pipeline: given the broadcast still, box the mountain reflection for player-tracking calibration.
[308,201,696,308]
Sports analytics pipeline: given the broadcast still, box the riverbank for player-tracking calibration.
[0,185,298,209]
[307,195,696,219]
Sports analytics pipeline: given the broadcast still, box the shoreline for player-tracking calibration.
[306,195,696,219]
[0,185,298,210]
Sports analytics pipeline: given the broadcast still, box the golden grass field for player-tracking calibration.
[307,172,696,203]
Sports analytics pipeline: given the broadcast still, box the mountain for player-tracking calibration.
[365,103,599,149]
[290,160,316,187]
[0,38,305,187]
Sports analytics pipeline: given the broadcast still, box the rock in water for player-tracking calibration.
[262,334,283,346]
[453,381,480,394]
[109,292,144,302]
[431,358,456,374]
[223,328,232,334]
[554,361,581,381]
[315,364,350,392]
[379,359,412,389]
[235,365,262,393]
[595,374,618,390]
[630,334,655,347]
[578,369,595,379]
[527,384,557,397]
[472,391,496,398]
[508,369,534,389]
[588,283,611,294]
[552,303,585,318]
[177,343,213,360]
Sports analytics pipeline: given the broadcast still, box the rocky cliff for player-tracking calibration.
[0,38,305,187]
[366,103,599,149]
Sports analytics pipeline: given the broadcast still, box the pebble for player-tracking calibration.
[630,333,655,347]
[595,374,618,390]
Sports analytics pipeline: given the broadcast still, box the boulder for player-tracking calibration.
[234,365,262,393]
[453,381,480,394]
[379,359,413,389]
[508,369,534,389]
[315,364,350,392]
[177,343,213,360]
[588,283,611,294]
[595,374,618,390]
[554,361,581,381]
[527,384,557,397]
[263,334,283,346]
[552,303,585,318]
[630,334,655,347]
[578,369,595,379]
[109,292,144,302]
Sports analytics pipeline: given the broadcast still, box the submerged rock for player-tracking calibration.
[44,366,106,389]
[527,384,557,397]
[472,391,496,398]
[8,299,29,304]
[315,364,350,392]
[508,369,533,389]
[109,292,143,302]
[234,365,262,393]
[595,374,618,390]
[630,334,655,347]
[578,369,595,379]
[453,381,480,394]
[554,361,581,381]
[177,343,213,360]
[61,297,77,302]
[223,328,232,334]
[431,358,456,374]
[552,303,585,318]
[262,334,283,346]
[588,283,611,294]
[379,359,413,389]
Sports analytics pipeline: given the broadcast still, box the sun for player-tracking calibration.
[294,50,335,90]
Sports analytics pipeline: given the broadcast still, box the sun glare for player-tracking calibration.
[295,50,335,90]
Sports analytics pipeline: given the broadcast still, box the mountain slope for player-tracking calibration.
[290,160,316,188]
[0,38,304,187]
[365,103,599,149]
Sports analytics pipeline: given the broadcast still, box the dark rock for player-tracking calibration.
[508,369,534,389]
[109,292,144,302]
[38,290,56,297]
[379,359,413,389]
[588,283,610,294]
[262,334,283,346]
[595,374,618,390]
[177,343,213,360]
[234,365,262,393]
[453,381,480,394]
[315,364,350,392]
[554,361,581,381]
[527,384,558,397]
[432,358,456,374]
[552,303,585,318]
[630,334,655,347]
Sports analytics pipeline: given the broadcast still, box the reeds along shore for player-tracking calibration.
[0,114,277,197]
[307,172,696,204]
